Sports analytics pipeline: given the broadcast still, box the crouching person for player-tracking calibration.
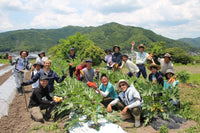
[92,73,118,107]
[28,76,56,122]
[107,79,142,128]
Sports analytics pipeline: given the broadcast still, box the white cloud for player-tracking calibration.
[0,11,13,30]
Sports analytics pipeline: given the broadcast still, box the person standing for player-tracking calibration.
[81,59,99,83]
[119,55,139,77]
[111,45,122,68]
[131,41,154,78]
[36,51,48,65]
[102,49,112,70]
[158,53,174,75]
[67,48,77,78]
[31,62,43,92]
[10,50,31,95]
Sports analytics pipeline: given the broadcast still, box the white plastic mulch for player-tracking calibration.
[0,65,16,119]
[0,64,5,67]
[69,115,126,133]
[0,65,13,76]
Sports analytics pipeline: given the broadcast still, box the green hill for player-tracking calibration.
[178,37,200,48]
[0,22,197,52]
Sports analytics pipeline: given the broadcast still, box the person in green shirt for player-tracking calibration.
[92,73,118,107]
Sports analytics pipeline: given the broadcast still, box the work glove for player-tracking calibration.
[50,101,56,106]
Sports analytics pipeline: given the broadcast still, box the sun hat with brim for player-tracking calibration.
[121,55,128,59]
[113,45,120,52]
[86,59,92,63]
[38,51,45,57]
[33,62,43,68]
[105,49,111,53]
[137,44,146,50]
[147,63,161,70]
[20,50,29,56]
[164,53,171,58]
[165,69,174,75]
[40,75,49,81]
[117,79,129,90]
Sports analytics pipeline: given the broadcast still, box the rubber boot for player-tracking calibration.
[134,115,141,128]
[17,87,22,96]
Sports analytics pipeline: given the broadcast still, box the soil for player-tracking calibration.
[0,66,197,133]
[0,70,12,86]
[0,64,9,70]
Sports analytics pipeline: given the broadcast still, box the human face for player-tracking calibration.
[70,50,75,55]
[21,51,27,58]
[40,53,44,57]
[139,47,144,52]
[114,47,119,53]
[35,65,41,71]
[87,62,92,69]
[101,76,108,86]
[44,60,51,69]
[119,82,128,92]
[122,56,128,62]
[40,80,48,88]
[151,67,157,74]
[164,57,170,63]
[167,73,173,79]
[107,51,111,55]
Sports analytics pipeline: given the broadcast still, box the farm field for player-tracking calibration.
[0,63,199,133]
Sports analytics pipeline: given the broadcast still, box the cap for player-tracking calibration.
[38,51,45,57]
[86,59,92,63]
[165,69,174,75]
[40,75,49,81]
[121,54,128,59]
[164,53,171,58]
[33,62,43,68]
[70,48,75,51]
[105,49,111,53]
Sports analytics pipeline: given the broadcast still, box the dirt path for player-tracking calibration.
[0,64,9,70]
[0,71,197,133]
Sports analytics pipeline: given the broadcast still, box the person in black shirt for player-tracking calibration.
[28,76,56,122]
[67,48,77,77]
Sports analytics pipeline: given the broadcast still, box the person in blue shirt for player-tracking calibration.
[148,63,163,86]
[92,73,118,107]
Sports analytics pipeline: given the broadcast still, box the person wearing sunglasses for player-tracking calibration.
[107,79,142,128]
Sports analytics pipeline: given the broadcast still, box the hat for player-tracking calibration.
[113,45,120,52]
[137,44,146,49]
[165,69,174,75]
[40,75,49,81]
[70,48,75,51]
[105,49,111,53]
[121,55,128,59]
[20,50,29,56]
[33,62,43,68]
[147,63,161,70]
[38,51,45,57]
[116,79,129,90]
[86,59,92,63]
[164,53,171,58]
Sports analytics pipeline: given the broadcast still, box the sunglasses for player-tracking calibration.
[119,83,126,88]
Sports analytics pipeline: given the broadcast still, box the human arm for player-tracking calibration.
[22,72,40,86]
[131,41,135,52]
[107,98,120,112]
[54,72,66,83]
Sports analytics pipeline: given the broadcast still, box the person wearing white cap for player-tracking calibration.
[36,51,48,65]
[158,53,174,75]
[107,79,142,128]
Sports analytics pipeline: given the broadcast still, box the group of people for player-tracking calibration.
[9,41,179,127]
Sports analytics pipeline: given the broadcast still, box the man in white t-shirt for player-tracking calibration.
[158,53,174,75]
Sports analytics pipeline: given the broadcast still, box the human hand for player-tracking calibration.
[132,41,135,46]
[121,106,129,115]
[107,104,112,113]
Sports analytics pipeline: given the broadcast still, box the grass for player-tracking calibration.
[188,73,200,85]
[0,59,9,64]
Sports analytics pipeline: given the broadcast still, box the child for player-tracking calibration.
[148,63,163,86]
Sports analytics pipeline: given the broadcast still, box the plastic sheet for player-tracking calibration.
[0,66,13,76]
[0,75,16,119]
[0,64,5,67]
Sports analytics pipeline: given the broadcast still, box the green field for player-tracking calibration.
[0,59,9,64]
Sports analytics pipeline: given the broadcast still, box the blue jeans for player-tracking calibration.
[136,64,147,78]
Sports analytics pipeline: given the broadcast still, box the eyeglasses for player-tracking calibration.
[119,83,126,88]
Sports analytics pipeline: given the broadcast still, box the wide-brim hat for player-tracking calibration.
[137,44,146,49]
[105,49,111,53]
[33,62,43,68]
[116,79,129,90]
[121,54,128,59]
[38,51,45,57]
[164,53,171,58]
[113,45,120,52]
[147,63,161,70]
[165,69,174,75]
[20,50,29,56]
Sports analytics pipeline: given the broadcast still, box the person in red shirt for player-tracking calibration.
[75,59,87,81]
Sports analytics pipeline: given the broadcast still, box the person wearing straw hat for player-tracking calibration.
[102,49,112,70]
[158,53,174,75]
[10,50,32,95]
[107,79,142,128]
[36,51,48,65]
[119,55,139,77]
[111,45,122,68]
[31,62,43,92]
[131,41,155,79]
[148,63,164,86]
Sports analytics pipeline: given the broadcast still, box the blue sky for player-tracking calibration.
[0,0,199,39]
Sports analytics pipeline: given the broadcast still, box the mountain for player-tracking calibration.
[178,37,200,48]
[0,22,197,52]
